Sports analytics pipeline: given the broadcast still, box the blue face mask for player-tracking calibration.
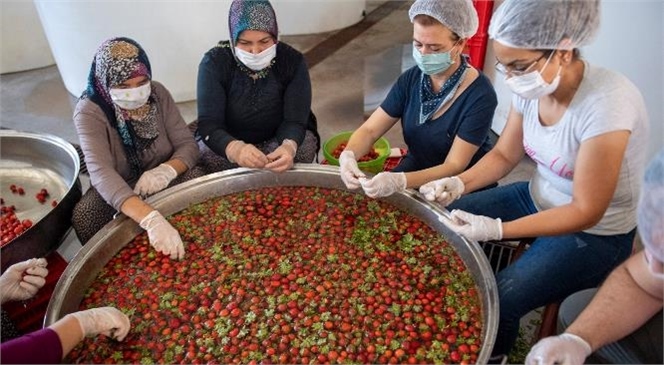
[412,45,456,76]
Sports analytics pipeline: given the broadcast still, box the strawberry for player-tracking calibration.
[67,187,484,364]
[332,142,379,162]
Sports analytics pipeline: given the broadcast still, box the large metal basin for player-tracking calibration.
[0,130,81,272]
[46,164,498,363]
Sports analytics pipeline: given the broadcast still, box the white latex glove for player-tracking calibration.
[526,333,592,365]
[0,258,48,304]
[69,307,131,341]
[339,150,366,190]
[265,139,297,172]
[443,209,503,242]
[226,140,269,168]
[139,210,185,260]
[133,163,177,196]
[419,176,465,207]
[360,172,407,198]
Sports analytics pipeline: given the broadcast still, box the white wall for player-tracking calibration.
[276,0,364,35]
[1,1,54,73]
[488,0,663,161]
[34,0,365,102]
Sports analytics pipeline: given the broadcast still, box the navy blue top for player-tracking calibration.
[196,41,315,158]
[381,66,497,172]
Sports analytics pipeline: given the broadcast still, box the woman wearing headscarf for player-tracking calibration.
[196,0,320,173]
[419,0,649,360]
[340,0,497,198]
[72,37,202,260]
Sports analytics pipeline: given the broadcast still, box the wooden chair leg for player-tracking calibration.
[512,237,534,262]
[489,238,562,340]
[537,301,561,339]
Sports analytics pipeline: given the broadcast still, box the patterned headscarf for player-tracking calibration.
[228,0,278,49]
[82,37,159,178]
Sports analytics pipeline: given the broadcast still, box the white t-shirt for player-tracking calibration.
[514,62,649,235]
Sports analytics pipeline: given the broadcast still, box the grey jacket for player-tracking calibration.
[74,81,199,211]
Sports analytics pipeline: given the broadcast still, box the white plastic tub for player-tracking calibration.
[34,0,365,102]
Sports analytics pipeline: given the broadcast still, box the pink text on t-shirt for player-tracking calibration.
[549,157,574,179]
[524,141,574,179]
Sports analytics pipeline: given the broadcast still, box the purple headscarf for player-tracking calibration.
[228,0,278,48]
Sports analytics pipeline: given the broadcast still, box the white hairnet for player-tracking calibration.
[638,149,664,262]
[488,0,600,50]
[409,0,479,39]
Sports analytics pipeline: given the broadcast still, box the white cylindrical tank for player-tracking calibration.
[1,1,54,74]
[34,0,365,102]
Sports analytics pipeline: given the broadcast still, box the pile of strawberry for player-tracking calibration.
[1,185,58,246]
[332,142,379,162]
[0,204,32,247]
[68,187,482,364]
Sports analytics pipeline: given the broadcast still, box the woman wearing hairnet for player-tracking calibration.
[526,149,664,365]
[419,0,650,360]
[340,0,497,198]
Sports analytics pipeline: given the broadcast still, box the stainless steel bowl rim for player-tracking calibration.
[46,164,498,362]
[0,129,80,190]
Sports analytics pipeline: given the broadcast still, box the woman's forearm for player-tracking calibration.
[163,158,189,175]
[459,148,523,193]
[120,196,156,223]
[566,253,663,351]
[51,315,84,360]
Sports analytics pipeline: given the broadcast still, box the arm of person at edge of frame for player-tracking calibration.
[565,250,664,353]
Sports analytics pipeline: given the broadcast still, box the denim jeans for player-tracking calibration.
[449,182,635,356]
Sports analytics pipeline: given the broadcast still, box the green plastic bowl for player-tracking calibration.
[323,131,390,174]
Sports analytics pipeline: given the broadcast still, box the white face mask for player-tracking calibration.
[235,44,277,71]
[110,82,151,110]
[504,56,561,100]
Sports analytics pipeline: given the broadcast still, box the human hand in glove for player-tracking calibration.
[69,307,131,341]
[419,176,464,207]
[266,139,297,173]
[133,163,177,197]
[339,151,366,190]
[139,210,185,260]
[226,140,269,168]
[360,172,407,198]
[526,333,592,365]
[0,258,48,304]
[442,209,503,242]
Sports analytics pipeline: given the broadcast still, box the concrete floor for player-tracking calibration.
[1,0,539,359]
[0,0,534,182]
